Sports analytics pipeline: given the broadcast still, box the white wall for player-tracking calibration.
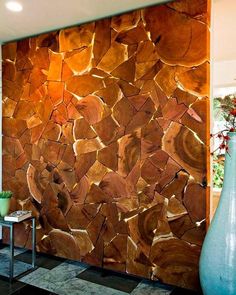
[213,60,236,88]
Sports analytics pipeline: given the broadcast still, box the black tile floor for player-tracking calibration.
[0,244,203,295]
[77,266,141,293]
[15,250,64,270]
[0,278,56,295]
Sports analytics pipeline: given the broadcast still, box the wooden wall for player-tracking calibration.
[2,0,210,290]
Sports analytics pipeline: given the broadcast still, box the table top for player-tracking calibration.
[0,216,35,226]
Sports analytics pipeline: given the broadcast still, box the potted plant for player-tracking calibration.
[0,191,13,218]
[200,94,236,294]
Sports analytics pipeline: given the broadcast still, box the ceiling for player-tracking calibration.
[0,0,169,43]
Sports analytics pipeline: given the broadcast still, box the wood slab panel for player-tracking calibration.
[2,0,210,290]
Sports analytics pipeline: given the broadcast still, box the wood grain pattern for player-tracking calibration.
[2,0,210,290]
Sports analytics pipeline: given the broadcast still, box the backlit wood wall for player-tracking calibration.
[2,0,210,290]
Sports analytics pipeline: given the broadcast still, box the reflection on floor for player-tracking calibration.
[0,245,202,295]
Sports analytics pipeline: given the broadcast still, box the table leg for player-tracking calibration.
[32,218,36,268]
[9,224,14,281]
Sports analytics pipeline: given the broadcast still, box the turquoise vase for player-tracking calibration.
[200,132,236,295]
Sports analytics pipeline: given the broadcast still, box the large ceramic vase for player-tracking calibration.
[0,198,11,217]
[200,132,236,295]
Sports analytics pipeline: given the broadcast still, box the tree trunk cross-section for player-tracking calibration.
[2,0,210,291]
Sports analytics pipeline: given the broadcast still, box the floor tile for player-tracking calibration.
[77,266,141,293]
[0,276,26,295]
[0,253,32,278]
[19,268,49,284]
[11,284,57,295]
[131,280,173,295]
[19,261,88,293]
[0,246,27,256]
[54,277,128,295]
[15,250,64,270]
[170,287,203,295]
[0,242,6,250]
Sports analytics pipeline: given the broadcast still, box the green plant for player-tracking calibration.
[0,191,12,199]
[212,94,236,154]
[213,156,224,189]
[214,94,236,128]
[212,94,236,188]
